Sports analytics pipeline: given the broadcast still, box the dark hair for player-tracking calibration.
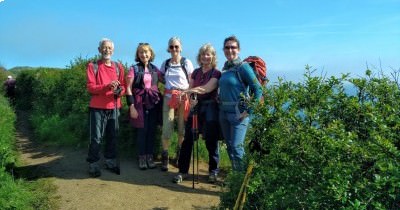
[223,35,240,50]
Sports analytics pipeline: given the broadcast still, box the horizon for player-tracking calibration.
[1,0,399,82]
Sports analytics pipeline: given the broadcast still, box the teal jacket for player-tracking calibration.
[218,58,262,113]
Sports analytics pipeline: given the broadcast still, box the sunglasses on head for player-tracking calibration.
[224,46,238,50]
[169,45,180,49]
[139,42,149,46]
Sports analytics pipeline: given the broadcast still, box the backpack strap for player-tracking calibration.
[233,62,250,98]
[132,64,144,89]
[149,63,159,86]
[92,61,120,78]
[132,63,159,89]
[165,57,189,82]
[180,57,189,82]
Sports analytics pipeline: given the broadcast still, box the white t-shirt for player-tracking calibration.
[160,58,194,90]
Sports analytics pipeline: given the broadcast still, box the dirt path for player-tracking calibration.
[15,111,223,210]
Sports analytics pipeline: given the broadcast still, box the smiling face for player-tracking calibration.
[168,40,181,57]
[98,41,114,61]
[137,46,152,65]
[223,40,240,61]
[200,50,213,67]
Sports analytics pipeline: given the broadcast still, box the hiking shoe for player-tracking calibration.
[146,154,156,169]
[105,158,116,169]
[139,156,147,170]
[89,162,101,178]
[173,173,188,183]
[208,173,218,183]
[105,159,120,175]
[161,151,169,171]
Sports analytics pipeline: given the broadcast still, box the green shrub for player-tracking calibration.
[220,67,400,209]
[0,95,16,169]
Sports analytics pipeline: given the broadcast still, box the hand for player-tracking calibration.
[108,80,120,90]
[239,110,249,121]
[190,98,198,107]
[130,105,138,119]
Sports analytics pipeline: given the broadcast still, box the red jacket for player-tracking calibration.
[86,60,126,109]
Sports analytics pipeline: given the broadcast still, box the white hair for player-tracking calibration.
[167,36,182,52]
[98,38,114,48]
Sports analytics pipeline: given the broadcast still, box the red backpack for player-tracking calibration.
[243,56,268,86]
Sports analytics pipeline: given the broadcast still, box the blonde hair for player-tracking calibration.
[196,43,217,69]
[135,43,155,63]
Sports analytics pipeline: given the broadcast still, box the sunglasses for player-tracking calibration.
[139,42,149,46]
[224,46,238,50]
[169,45,180,50]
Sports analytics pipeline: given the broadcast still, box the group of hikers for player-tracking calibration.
[86,35,263,184]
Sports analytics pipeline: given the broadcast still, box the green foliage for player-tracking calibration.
[0,95,16,170]
[220,66,400,209]
[0,95,57,210]
[13,56,135,149]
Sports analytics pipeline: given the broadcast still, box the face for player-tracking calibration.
[138,46,152,64]
[223,40,239,61]
[169,40,181,56]
[200,51,213,67]
[98,41,114,60]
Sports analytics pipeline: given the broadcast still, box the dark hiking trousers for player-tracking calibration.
[136,107,157,156]
[87,108,119,163]
[178,113,220,175]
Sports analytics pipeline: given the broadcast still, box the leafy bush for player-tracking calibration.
[14,57,136,149]
[0,95,16,170]
[0,95,57,210]
[220,67,400,209]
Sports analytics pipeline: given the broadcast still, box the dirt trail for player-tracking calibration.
[15,111,222,210]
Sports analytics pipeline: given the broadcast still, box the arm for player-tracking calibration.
[186,78,218,95]
[86,62,108,94]
[238,63,263,119]
[240,63,263,101]
[125,66,138,119]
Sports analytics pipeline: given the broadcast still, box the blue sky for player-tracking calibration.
[0,0,399,82]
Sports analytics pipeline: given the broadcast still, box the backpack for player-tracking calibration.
[164,57,189,82]
[239,56,268,87]
[131,63,158,89]
[92,61,121,77]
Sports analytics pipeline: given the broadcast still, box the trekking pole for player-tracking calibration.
[233,160,254,210]
[194,94,199,184]
[113,87,121,175]
[191,93,198,189]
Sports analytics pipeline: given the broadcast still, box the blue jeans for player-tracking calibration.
[219,111,250,171]
[136,107,157,156]
[87,108,119,163]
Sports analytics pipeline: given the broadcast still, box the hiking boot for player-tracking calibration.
[88,162,101,178]
[105,158,120,175]
[208,173,218,183]
[173,173,188,183]
[105,158,116,169]
[161,151,169,171]
[146,154,156,169]
[139,156,147,170]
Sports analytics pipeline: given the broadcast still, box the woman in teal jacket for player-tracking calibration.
[218,35,262,171]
